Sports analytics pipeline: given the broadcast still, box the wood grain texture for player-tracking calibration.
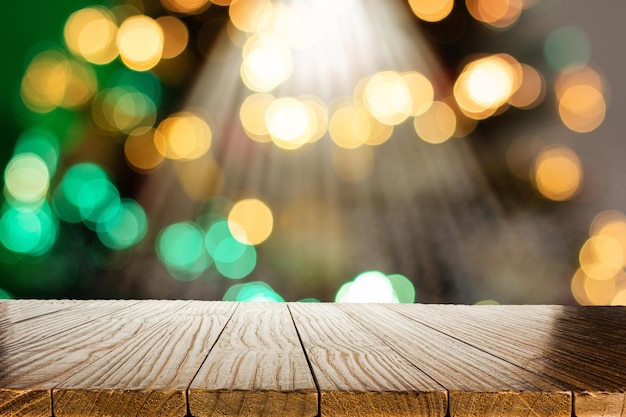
[289,302,447,417]
[52,301,236,417]
[1,301,625,417]
[0,299,78,327]
[188,302,317,417]
[0,300,143,417]
[338,303,571,417]
[386,304,626,417]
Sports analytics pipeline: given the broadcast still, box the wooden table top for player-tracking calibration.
[0,300,624,417]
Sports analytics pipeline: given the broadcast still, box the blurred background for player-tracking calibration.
[0,0,624,304]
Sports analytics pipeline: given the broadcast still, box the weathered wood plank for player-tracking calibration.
[0,299,79,327]
[338,303,572,417]
[51,301,236,417]
[0,299,144,417]
[387,304,626,417]
[188,302,317,417]
[289,302,447,417]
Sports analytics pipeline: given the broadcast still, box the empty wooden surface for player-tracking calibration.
[0,301,624,417]
[188,303,317,417]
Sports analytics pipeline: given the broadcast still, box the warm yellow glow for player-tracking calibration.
[329,104,371,149]
[161,0,211,14]
[408,0,454,22]
[174,155,223,201]
[571,268,590,305]
[413,101,456,144]
[265,97,311,149]
[584,273,617,305]
[21,51,97,113]
[332,146,375,183]
[555,65,604,100]
[403,72,434,116]
[579,235,624,281]
[612,289,626,306]
[241,34,293,92]
[362,71,413,126]
[364,117,393,146]
[5,154,49,204]
[558,85,605,133]
[64,7,118,65]
[124,128,165,172]
[572,266,620,306]
[228,198,274,245]
[300,96,328,144]
[229,0,272,33]
[240,93,274,142]
[117,15,164,71]
[466,0,523,28]
[454,55,518,119]
[533,146,582,201]
[508,64,545,109]
[156,16,189,59]
[155,111,212,160]
[593,214,626,267]
[261,3,316,49]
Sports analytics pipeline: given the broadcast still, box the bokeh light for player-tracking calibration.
[155,111,212,160]
[261,3,317,49]
[21,50,97,113]
[116,15,164,71]
[156,16,189,59]
[532,145,582,201]
[557,84,605,133]
[335,270,400,303]
[229,0,272,33]
[97,199,148,250]
[413,101,456,144]
[0,203,58,256]
[241,34,293,92]
[465,0,523,29]
[205,219,256,278]
[91,87,157,134]
[579,236,623,281]
[157,222,210,280]
[408,0,454,22]
[228,198,273,245]
[508,64,545,109]
[64,6,119,65]
[161,0,211,15]
[572,210,626,305]
[14,128,59,177]
[240,93,274,142]
[223,281,284,302]
[544,26,591,71]
[124,128,165,172]
[362,71,413,126]
[454,54,520,119]
[329,102,371,149]
[4,154,50,205]
[403,71,435,116]
[54,163,121,228]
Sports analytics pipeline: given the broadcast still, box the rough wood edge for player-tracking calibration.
[52,389,186,417]
[574,391,626,417]
[0,389,50,417]
[320,390,447,417]
[188,389,318,417]
[449,390,571,417]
